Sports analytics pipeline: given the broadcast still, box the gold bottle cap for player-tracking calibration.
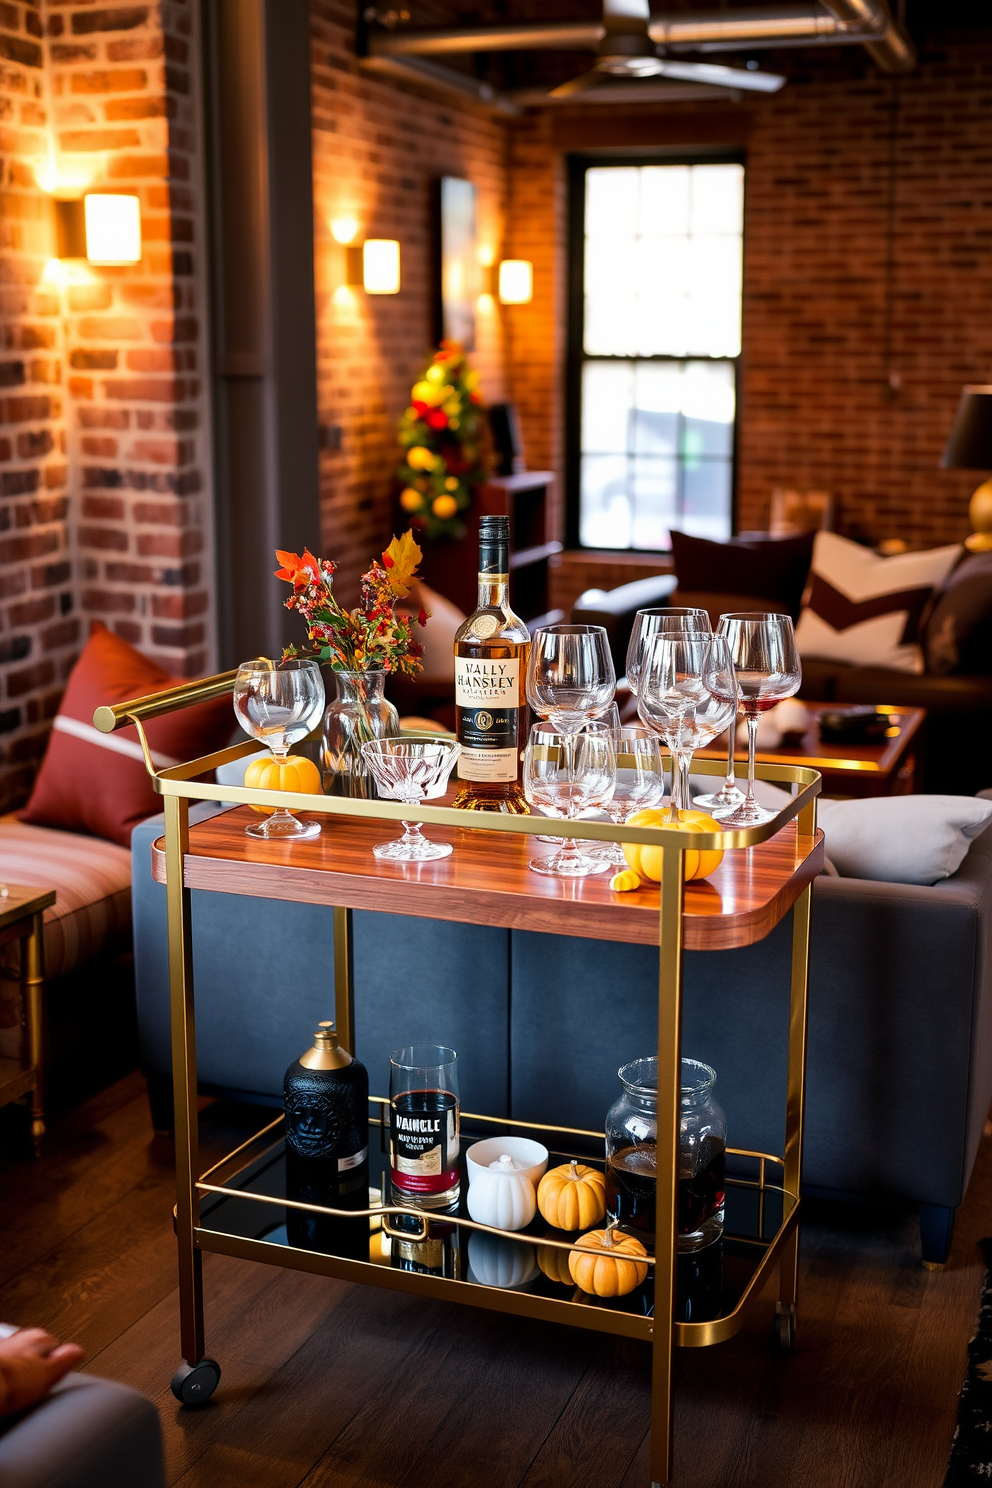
[298,1020,353,1071]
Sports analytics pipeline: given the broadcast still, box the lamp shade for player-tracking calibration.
[941,386,992,471]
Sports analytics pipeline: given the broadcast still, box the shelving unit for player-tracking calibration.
[418,471,564,627]
[96,674,821,1486]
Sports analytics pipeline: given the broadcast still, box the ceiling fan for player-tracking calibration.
[548,0,786,98]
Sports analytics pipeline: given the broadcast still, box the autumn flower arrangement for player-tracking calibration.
[396,340,491,541]
[274,531,429,676]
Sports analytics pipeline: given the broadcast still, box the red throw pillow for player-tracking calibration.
[21,624,235,847]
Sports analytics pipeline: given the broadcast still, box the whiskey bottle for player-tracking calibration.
[453,514,531,812]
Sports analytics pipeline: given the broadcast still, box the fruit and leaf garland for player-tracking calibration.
[396,340,491,540]
[274,531,429,677]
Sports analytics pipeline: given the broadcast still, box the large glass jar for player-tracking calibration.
[321,669,399,797]
[605,1055,726,1253]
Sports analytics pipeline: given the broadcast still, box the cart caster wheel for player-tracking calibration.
[170,1358,221,1406]
[775,1302,796,1352]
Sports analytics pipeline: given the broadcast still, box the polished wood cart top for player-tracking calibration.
[152,804,823,952]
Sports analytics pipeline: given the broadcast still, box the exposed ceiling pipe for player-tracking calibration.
[816,0,915,71]
[366,3,915,74]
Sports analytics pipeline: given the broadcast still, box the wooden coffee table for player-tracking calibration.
[696,703,925,799]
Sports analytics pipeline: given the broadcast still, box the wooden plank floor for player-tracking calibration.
[0,1073,982,1487]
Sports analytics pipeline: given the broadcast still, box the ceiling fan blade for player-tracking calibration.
[655,60,785,93]
[547,68,604,99]
[602,0,651,37]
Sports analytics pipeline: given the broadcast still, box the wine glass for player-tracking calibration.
[233,657,325,840]
[625,607,709,692]
[360,738,461,860]
[523,721,616,877]
[716,614,802,828]
[636,633,737,824]
[692,619,743,816]
[526,624,616,731]
[594,707,666,867]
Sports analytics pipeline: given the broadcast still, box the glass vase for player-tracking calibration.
[320,670,399,798]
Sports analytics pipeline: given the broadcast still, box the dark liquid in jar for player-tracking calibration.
[606,1141,727,1235]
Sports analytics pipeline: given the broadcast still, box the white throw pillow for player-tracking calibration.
[795,532,961,673]
[815,795,992,884]
[691,781,992,885]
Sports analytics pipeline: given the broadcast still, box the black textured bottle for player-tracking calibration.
[284,1022,368,1172]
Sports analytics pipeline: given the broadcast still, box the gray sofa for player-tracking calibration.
[131,807,992,1266]
[0,1369,163,1488]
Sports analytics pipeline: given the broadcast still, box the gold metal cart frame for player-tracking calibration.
[95,674,820,1488]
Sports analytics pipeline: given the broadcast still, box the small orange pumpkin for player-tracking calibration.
[622,807,723,884]
[568,1227,649,1298]
[244,753,322,816]
[536,1244,574,1287]
[537,1160,606,1231]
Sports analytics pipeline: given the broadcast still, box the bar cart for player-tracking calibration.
[95,674,821,1488]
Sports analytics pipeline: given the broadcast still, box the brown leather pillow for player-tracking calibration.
[670,530,814,618]
[923,552,992,676]
[21,624,235,847]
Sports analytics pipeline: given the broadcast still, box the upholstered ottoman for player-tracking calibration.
[0,817,132,1138]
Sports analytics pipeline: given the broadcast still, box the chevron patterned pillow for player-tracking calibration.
[795,531,962,673]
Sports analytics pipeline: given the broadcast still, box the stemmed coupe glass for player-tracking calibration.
[361,738,461,861]
[625,607,709,692]
[233,657,325,840]
[715,614,802,828]
[523,722,616,877]
[595,707,666,867]
[636,633,738,824]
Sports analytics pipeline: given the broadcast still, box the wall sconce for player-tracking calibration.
[55,193,142,264]
[498,259,533,305]
[343,238,401,295]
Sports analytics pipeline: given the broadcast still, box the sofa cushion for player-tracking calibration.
[21,624,234,848]
[922,551,992,677]
[0,818,131,979]
[670,529,814,617]
[795,532,961,674]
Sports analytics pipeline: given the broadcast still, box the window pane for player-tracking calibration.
[580,359,734,551]
[583,161,743,360]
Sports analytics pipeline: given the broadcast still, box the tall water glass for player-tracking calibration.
[636,633,737,824]
[716,614,802,828]
[233,657,325,840]
[523,721,616,877]
[389,1044,460,1209]
[625,608,709,692]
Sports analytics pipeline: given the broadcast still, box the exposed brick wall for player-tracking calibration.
[0,0,211,810]
[50,0,214,676]
[501,34,992,559]
[738,40,992,548]
[0,0,74,809]
[309,2,511,603]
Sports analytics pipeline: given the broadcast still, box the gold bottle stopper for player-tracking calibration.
[298,1020,353,1071]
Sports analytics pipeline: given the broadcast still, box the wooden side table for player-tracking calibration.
[696,703,926,799]
[0,884,56,1152]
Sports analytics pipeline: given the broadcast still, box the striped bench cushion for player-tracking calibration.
[0,817,131,981]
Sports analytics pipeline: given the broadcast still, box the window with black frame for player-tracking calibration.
[566,156,744,553]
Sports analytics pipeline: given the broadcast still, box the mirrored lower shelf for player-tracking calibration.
[196,1123,798,1347]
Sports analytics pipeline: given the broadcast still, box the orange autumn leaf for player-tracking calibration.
[275,549,321,586]
[381,530,422,598]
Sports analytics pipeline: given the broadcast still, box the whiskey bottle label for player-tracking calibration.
[455,656,520,708]
[455,657,520,783]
